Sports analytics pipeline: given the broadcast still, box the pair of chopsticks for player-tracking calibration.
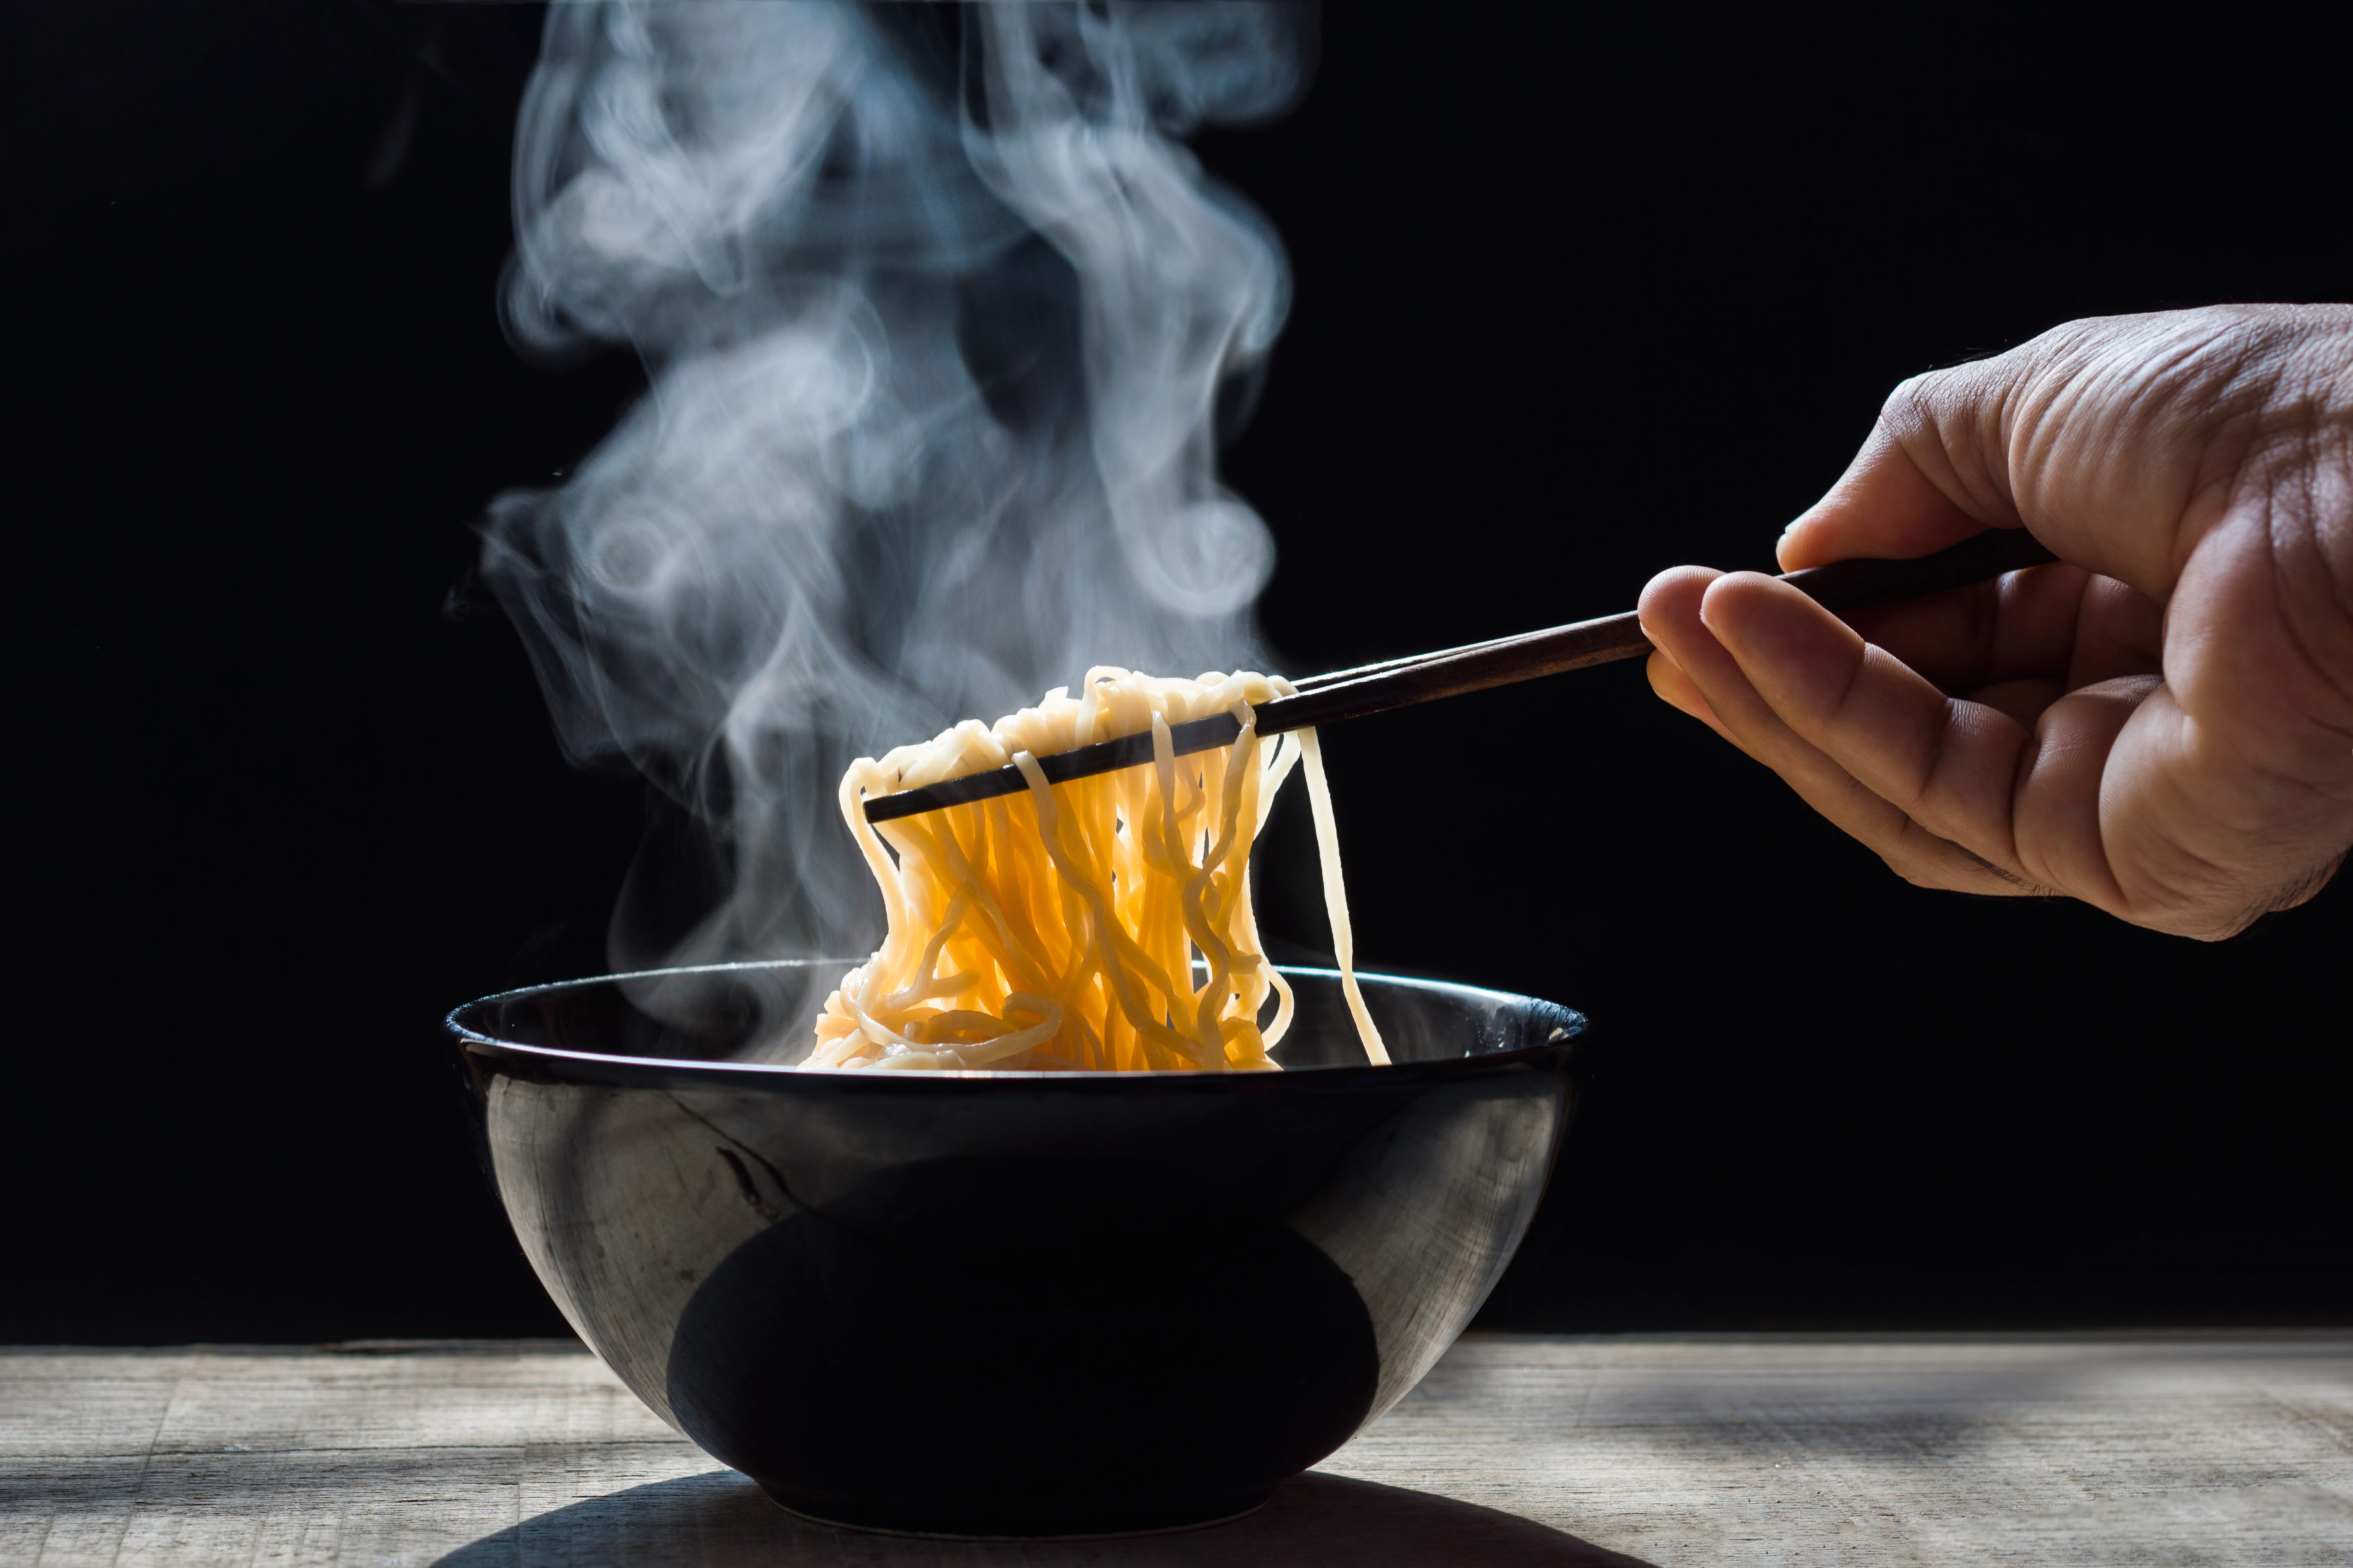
[861,529,2058,824]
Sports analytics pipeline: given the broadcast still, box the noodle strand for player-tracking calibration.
[810,669,1385,1073]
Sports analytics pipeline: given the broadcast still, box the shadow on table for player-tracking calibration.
[432,1469,1657,1567]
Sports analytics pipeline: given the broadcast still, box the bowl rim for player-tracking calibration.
[448,958,1584,1094]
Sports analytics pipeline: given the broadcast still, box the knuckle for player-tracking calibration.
[1878,371,1942,438]
[1880,819,1961,889]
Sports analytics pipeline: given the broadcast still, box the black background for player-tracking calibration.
[7,2,2348,1344]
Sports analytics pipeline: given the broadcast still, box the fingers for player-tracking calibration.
[1841,562,2093,692]
[1968,678,2067,729]
[2008,675,2157,907]
[1788,312,2282,602]
[1657,308,2353,934]
[1698,572,2044,880]
[2064,573,2165,689]
[1776,410,2013,572]
[1639,567,2035,895]
[1643,647,1741,750]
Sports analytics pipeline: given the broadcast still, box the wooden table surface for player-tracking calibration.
[5,1333,2350,1566]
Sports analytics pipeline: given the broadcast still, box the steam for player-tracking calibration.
[483,2,1311,1020]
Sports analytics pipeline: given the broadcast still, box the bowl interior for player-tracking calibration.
[451,958,1585,1075]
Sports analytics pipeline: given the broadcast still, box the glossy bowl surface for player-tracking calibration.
[451,960,1582,1537]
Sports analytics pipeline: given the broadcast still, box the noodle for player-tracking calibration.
[809,668,1390,1073]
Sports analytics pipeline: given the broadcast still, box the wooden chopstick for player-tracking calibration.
[861,528,2059,824]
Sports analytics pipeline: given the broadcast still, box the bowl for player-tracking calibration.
[450,959,1583,1538]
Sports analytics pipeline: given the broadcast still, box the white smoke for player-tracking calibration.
[483,2,1311,1017]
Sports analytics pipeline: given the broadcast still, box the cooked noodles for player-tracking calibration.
[809,668,1388,1073]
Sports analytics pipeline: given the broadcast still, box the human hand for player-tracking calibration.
[1638,304,2353,939]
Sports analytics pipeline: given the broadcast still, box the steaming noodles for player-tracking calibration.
[811,669,1387,1072]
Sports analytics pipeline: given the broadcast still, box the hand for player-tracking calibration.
[1638,304,2353,939]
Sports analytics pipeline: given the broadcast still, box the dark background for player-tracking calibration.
[7,2,2348,1343]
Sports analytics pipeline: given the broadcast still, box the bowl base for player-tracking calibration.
[761,1485,1276,1541]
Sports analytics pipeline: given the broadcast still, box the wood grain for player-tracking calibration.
[3,1333,2348,1566]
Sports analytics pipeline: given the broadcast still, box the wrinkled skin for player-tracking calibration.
[1639,305,2353,940]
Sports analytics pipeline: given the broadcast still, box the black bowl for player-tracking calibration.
[450,960,1583,1537]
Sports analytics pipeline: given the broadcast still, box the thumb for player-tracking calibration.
[1778,372,2026,571]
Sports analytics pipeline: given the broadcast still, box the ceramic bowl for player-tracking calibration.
[450,960,1582,1536]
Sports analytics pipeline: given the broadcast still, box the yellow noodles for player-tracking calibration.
[809,668,1389,1073]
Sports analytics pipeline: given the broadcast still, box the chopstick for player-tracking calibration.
[861,528,2059,824]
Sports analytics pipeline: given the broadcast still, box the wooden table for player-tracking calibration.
[5,1333,2350,1565]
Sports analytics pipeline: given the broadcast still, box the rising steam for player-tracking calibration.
[483,3,1312,1020]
